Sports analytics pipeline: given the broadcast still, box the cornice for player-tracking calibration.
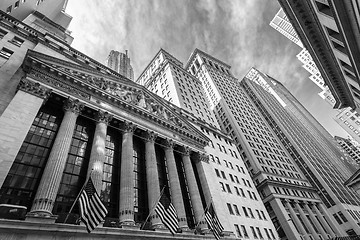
[23,54,208,149]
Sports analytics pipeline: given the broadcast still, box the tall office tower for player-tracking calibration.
[137,49,219,128]
[137,48,278,239]
[270,8,303,48]
[242,68,360,236]
[185,49,341,240]
[335,136,360,165]
[278,0,360,113]
[107,50,134,81]
[271,7,360,146]
[0,0,73,44]
[261,71,358,177]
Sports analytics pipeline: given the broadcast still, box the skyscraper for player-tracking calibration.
[335,136,360,165]
[137,48,278,239]
[185,49,343,240]
[0,0,73,44]
[242,68,360,236]
[278,0,360,112]
[270,8,303,48]
[270,7,360,145]
[107,50,134,81]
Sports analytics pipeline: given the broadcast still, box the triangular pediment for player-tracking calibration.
[23,50,209,148]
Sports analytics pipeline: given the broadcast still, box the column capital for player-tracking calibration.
[193,152,209,163]
[95,110,113,125]
[163,139,175,149]
[17,78,52,100]
[122,121,136,133]
[63,98,84,115]
[181,146,191,156]
[144,131,157,142]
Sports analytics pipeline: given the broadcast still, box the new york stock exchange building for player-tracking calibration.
[0,47,220,239]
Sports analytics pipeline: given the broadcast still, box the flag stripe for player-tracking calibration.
[78,177,108,233]
[154,196,179,235]
[205,203,224,240]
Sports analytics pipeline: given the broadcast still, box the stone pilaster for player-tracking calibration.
[28,98,83,218]
[0,80,51,188]
[312,203,336,238]
[285,200,311,240]
[294,201,319,240]
[304,203,329,240]
[163,139,188,230]
[119,121,136,226]
[144,131,163,229]
[181,147,207,232]
[270,199,301,240]
[317,203,344,236]
[87,111,112,194]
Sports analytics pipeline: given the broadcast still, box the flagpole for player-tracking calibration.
[195,198,212,233]
[140,185,166,230]
[64,170,93,224]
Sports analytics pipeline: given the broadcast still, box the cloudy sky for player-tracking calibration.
[66,0,347,137]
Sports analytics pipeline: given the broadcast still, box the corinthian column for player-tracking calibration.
[119,121,136,226]
[29,98,83,218]
[181,147,207,232]
[87,111,112,194]
[163,139,188,230]
[144,131,163,229]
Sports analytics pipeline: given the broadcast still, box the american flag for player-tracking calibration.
[154,193,179,235]
[78,177,108,233]
[205,203,224,240]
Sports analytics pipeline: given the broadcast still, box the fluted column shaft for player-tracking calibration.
[164,140,188,230]
[313,204,336,238]
[181,147,206,231]
[119,122,136,225]
[318,203,343,236]
[294,201,319,240]
[30,98,83,215]
[144,131,163,229]
[285,200,311,240]
[304,203,328,240]
[87,111,112,194]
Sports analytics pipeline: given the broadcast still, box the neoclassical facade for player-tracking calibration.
[0,50,218,238]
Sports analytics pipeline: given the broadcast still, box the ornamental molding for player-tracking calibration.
[63,98,84,115]
[22,51,209,149]
[17,77,52,100]
[95,110,113,125]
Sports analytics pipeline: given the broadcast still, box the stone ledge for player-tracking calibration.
[0,219,235,239]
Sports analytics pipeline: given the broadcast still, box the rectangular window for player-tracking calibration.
[234,224,242,237]
[0,47,13,59]
[233,204,240,215]
[10,36,25,47]
[227,203,234,215]
[256,227,263,239]
[241,225,249,238]
[226,184,232,193]
[250,226,258,239]
[6,5,12,13]
[0,29,7,39]
[242,206,249,217]
[14,1,20,8]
